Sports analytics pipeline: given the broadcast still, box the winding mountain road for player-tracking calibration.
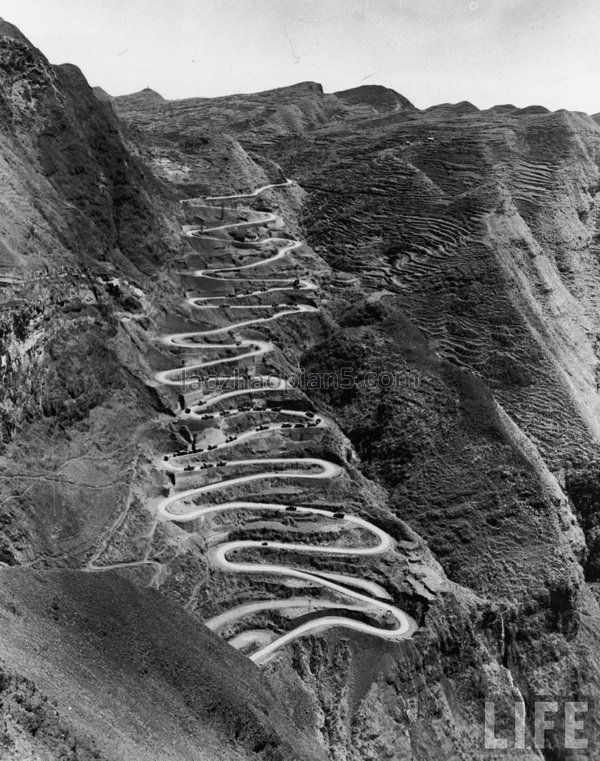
[155,181,416,663]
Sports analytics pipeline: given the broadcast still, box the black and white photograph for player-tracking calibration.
[0,1,599,758]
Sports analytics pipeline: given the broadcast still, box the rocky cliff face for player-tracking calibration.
[114,72,600,758]
[258,98,600,758]
[0,20,329,761]
[4,15,600,761]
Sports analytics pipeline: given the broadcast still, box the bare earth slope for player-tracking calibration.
[0,19,329,761]
[114,76,600,758]
[0,568,326,761]
[5,14,600,760]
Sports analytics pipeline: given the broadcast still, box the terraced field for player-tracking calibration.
[267,110,600,469]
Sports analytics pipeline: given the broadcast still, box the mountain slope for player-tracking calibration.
[114,74,600,756]
[0,19,330,761]
[260,98,600,755]
[110,80,415,145]
[6,15,600,761]
[0,568,326,761]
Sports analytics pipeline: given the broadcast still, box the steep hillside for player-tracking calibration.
[0,15,178,567]
[104,81,417,201]
[116,74,600,756]
[260,100,600,756]
[0,569,326,761]
[6,14,600,761]
[113,81,349,140]
[0,19,332,761]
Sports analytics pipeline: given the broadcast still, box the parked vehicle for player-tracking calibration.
[333,512,345,519]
